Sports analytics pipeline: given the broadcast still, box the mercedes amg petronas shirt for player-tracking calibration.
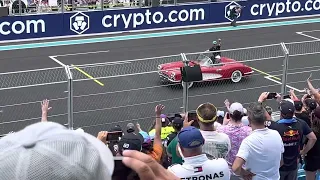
[168,154,230,180]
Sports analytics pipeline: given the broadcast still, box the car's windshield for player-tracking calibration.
[196,54,212,66]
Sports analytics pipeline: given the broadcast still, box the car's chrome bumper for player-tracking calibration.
[244,71,254,75]
[158,72,180,83]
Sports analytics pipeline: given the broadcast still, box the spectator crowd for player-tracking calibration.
[0,77,320,180]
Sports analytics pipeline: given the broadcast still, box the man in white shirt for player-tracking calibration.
[168,126,230,180]
[232,102,284,180]
[196,103,231,159]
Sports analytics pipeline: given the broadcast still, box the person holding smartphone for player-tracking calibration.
[307,74,320,104]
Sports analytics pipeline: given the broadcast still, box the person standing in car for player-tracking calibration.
[208,39,222,63]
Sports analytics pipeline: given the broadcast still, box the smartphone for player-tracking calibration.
[283,95,290,99]
[113,156,135,179]
[267,92,278,99]
[107,131,123,141]
[226,112,230,119]
[188,112,197,121]
[188,112,199,128]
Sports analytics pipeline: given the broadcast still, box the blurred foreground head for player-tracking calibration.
[0,122,114,180]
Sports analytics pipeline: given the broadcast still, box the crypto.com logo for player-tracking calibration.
[225,1,241,22]
[70,12,90,35]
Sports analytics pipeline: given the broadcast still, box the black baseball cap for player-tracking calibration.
[294,101,303,111]
[126,123,135,133]
[118,133,142,153]
[279,100,295,115]
[172,117,183,127]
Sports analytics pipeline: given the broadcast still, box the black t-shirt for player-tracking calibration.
[272,119,312,171]
[305,134,320,158]
[164,132,177,147]
[295,112,311,127]
[209,45,221,56]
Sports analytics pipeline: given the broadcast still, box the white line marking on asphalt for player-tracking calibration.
[54,50,110,57]
[298,29,320,33]
[49,56,66,67]
[74,61,132,67]
[296,32,320,40]
[271,68,320,77]
[264,76,304,92]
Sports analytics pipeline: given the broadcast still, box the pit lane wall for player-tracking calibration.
[1,0,320,41]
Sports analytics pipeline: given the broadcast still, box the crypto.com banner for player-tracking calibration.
[0,0,319,41]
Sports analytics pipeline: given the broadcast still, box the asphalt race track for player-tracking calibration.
[1,22,320,135]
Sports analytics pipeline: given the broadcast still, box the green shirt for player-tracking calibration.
[167,137,183,165]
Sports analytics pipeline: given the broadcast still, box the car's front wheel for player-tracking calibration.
[181,82,194,89]
[231,70,243,83]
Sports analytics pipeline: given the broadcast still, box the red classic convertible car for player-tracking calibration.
[158,54,253,88]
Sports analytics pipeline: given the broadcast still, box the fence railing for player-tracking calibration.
[1,40,320,136]
[1,0,214,15]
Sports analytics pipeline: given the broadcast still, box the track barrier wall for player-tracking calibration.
[1,40,320,135]
[1,0,320,41]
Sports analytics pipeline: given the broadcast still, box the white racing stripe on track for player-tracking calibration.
[49,56,66,66]
[53,50,110,57]
[264,76,304,92]
[296,32,320,40]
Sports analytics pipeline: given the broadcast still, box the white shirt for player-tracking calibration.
[214,122,222,129]
[200,130,231,159]
[168,154,230,180]
[241,116,249,126]
[236,128,284,180]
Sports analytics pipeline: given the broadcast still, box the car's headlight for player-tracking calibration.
[157,65,162,70]
[171,72,175,79]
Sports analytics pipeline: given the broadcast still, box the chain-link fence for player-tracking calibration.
[69,54,184,134]
[4,0,222,15]
[284,40,320,99]
[1,40,320,136]
[0,67,71,135]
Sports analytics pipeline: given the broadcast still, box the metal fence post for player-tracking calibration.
[139,0,142,7]
[18,0,22,15]
[181,53,189,113]
[61,0,64,13]
[101,0,104,10]
[280,42,289,96]
[72,0,75,12]
[64,65,74,130]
